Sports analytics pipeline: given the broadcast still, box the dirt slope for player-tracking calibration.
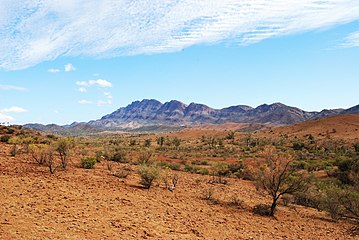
[0,143,357,240]
[258,114,359,141]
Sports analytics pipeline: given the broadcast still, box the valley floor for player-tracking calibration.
[0,144,357,240]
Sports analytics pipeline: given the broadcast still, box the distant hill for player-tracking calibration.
[341,104,359,115]
[24,99,359,134]
[258,114,359,141]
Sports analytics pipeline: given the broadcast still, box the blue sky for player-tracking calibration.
[1,1,359,125]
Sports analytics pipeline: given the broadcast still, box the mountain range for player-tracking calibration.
[25,99,359,134]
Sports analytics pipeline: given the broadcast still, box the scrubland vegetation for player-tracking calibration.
[1,124,358,238]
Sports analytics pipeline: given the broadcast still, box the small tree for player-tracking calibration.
[43,146,56,174]
[143,139,151,148]
[211,162,230,184]
[156,137,165,147]
[29,144,49,165]
[255,147,311,216]
[172,137,181,149]
[8,136,21,156]
[225,131,235,140]
[55,138,74,170]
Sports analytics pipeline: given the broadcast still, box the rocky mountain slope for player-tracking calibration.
[24,99,358,134]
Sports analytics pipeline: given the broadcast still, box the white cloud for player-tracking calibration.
[342,31,359,47]
[0,106,28,113]
[76,79,113,106]
[0,113,14,122]
[78,99,112,106]
[79,87,87,92]
[96,100,112,106]
[78,100,93,104]
[104,92,113,99]
[48,68,60,73]
[64,63,76,72]
[76,79,112,88]
[0,84,27,91]
[1,1,359,70]
[0,106,27,123]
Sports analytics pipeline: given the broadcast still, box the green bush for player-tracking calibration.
[168,162,181,171]
[81,157,97,169]
[137,151,153,165]
[138,165,160,189]
[0,135,10,143]
[110,148,128,163]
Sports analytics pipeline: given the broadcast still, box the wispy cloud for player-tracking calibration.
[78,99,112,106]
[76,79,112,88]
[77,78,113,106]
[0,106,28,122]
[342,30,359,47]
[48,68,60,73]
[0,113,14,122]
[1,1,359,70]
[1,106,28,113]
[0,84,27,91]
[78,100,93,105]
[78,87,87,92]
[96,100,112,106]
[104,92,112,99]
[64,63,76,72]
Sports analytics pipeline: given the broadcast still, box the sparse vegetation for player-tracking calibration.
[1,118,359,239]
[253,204,272,216]
[81,157,97,169]
[138,164,161,189]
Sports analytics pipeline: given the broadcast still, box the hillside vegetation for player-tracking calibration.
[0,121,359,239]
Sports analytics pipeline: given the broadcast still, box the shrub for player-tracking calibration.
[0,135,10,143]
[201,187,218,204]
[162,170,179,192]
[44,147,56,174]
[113,166,132,179]
[143,139,151,147]
[292,142,305,151]
[10,144,18,157]
[110,148,128,163]
[210,162,230,184]
[225,131,235,140]
[29,144,50,165]
[137,151,153,165]
[81,157,97,169]
[129,139,137,146]
[229,194,244,207]
[95,151,104,163]
[353,142,359,154]
[192,160,209,165]
[138,164,160,189]
[156,136,165,147]
[319,185,359,222]
[55,137,75,170]
[168,162,181,171]
[198,167,210,175]
[253,204,272,216]
[228,163,243,175]
[4,128,13,134]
